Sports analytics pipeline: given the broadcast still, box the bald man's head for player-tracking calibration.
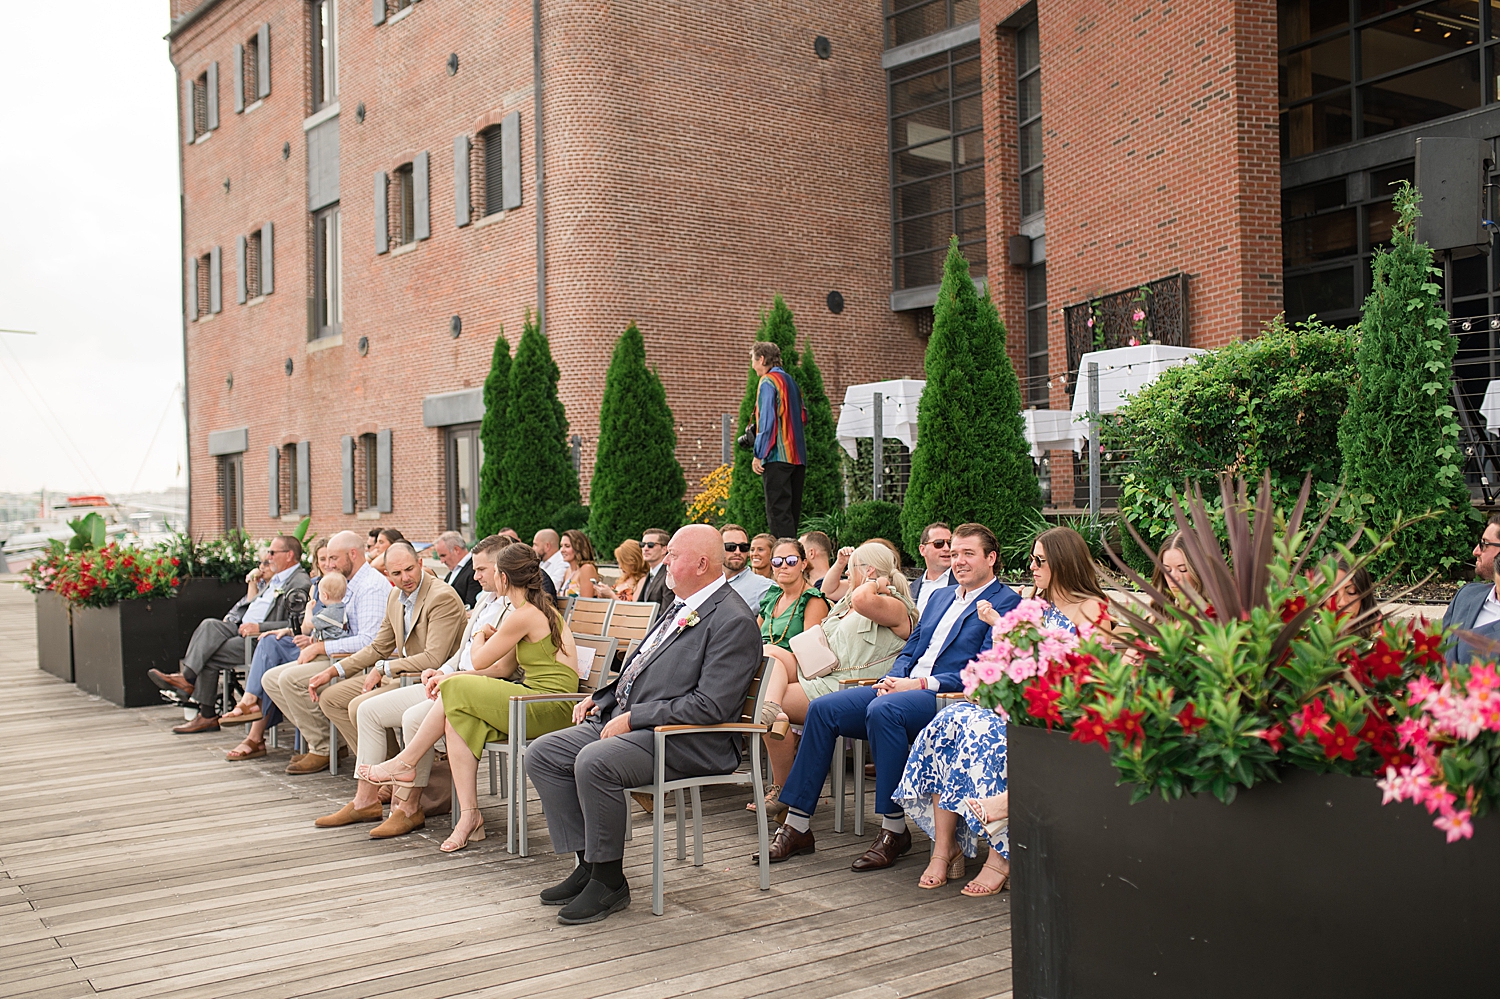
[384,541,423,593]
[532,529,560,558]
[664,524,726,598]
[327,530,366,578]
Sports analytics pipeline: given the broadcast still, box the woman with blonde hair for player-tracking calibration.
[595,539,647,601]
[1150,530,1202,617]
[747,540,918,817]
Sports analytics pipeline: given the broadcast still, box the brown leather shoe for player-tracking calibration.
[864,763,877,780]
[314,801,385,827]
[752,823,816,864]
[851,827,913,871]
[173,715,220,734]
[150,669,195,696]
[369,807,425,838]
[287,753,331,774]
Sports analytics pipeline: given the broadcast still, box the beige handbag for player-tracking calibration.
[789,624,839,680]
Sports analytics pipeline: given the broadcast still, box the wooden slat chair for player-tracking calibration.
[285,652,351,773]
[566,597,614,637]
[456,634,620,852]
[561,595,577,622]
[606,600,659,642]
[627,655,775,916]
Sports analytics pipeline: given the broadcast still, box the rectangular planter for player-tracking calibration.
[72,599,182,708]
[34,589,73,682]
[172,577,248,652]
[1010,724,1500,998]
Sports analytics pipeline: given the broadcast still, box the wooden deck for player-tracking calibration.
[0,583,1011,999]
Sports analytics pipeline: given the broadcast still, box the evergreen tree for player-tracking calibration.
[798,337,844,520]
[900,237,1041,562]
[587,322,687,553]
[1337,183,1476,576]
[474,331,511,538]
[725,296,801,535]
[497,311,580,540]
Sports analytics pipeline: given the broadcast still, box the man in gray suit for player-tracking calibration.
[528,524,762,925]
[1443,515,1500,664]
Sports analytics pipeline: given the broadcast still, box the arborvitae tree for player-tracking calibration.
[900,237,1041,562]
[798,337,844,520]
[474,331,511,538]
[587,322,687,553]
[725,296,801,535]
[497,311,580,540]
[1337,183,1476,576]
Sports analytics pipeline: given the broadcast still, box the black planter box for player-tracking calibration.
[34,589,73,681]
[1010,724,1500,998]
[72,599,182,708]
[172,577,246,651]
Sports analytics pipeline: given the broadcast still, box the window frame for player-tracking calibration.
[360,432,379,512]
[1025,263,1049,407]
[884,0,979,49]
[392,163,416,245]
[218,452,244,534]
[243,33,259,107]
[313,204,342,339]
[445,423,482,540]
[482,126,504,217]
[312,0,338,112]
[1016,17,1043,220]
[192,72,209,139]
[280,443,298,516]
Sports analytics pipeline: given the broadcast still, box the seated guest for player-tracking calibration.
[534,529,568,591]
[1443,514,1500,663]
[910,522,954,620]
[896,526,1111,896]
[499,528,522,543]
[260,531,393,774]
[318,535,513,836]
[432,531,482,608]
[374,528,405,558]
[527,525,761,924]
[1331,559,1378,637]
[722,524,773,609]
[149,536,310,734]
[310,572,351,640]
[749,541,916,817]
[595,539,647,601]
[764,523,1018,870]
[634,529,673,606]
[367,529,382,560]
[750,533,776,579]
[361,542,580,850]
[758,539,829,650]
[560,529,601,598]
[1150,530,1202,618]
[799,531,834,590]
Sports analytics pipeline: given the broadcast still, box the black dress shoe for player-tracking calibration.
[556,878,631,925]
[851,827,913,871]
[540,862,594,906]
[752,823,816,864]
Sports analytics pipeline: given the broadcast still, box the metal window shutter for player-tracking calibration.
[188,256,199,321]
[501,111,522,210]
[376,429,393,513]
[413,151,430,240]
[257,23,271,98]
[268,445,281,518]
[206,61,219,130]
[373,0,386,24]
[453,135,470,227]
[233,44,244,113]
[296,440,310,515]
[235,236,247,304]
[209,246,222,313]
[374,171,389,254]
[183,76,194,142]
[261,222,274,294]
[341,435,355,513]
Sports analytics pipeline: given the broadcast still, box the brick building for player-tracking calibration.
[171,0,1494,539]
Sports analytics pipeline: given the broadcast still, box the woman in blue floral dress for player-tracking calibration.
[894,527,1111,896]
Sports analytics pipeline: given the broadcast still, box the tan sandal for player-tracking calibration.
[225,738,266,761]
[745,784,788,822]
[358,757,417,787]
[919,851,966,889]
[961,854,1010,896]
[441,809,487,853]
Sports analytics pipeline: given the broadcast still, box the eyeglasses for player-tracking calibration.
[1480,540,1500,551]
[924,538,950,549]
[641,541,661,549]
[724,542,751,553]
[771,555,802,568]
[1030,554,1047,566]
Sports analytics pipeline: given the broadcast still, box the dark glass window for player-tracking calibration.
[313,204,341,339]
[446,425,482,539]
[885,0,977,49]
[1018,20,1043,218]
[483,126,504,216]
[313,0,338,111]
[360,433,379,512]
[1026,264,1049,407]
[890,41,985,290]
[218,453,244,534]
[394,164,415,246]
[1278,0,1490,158]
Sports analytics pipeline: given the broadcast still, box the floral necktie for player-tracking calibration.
[617,599,685,707]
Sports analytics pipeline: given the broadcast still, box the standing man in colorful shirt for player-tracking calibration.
[750,342,807,539]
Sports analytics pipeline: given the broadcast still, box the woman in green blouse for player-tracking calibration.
[758,538,830,651]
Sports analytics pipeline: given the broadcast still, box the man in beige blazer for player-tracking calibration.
[310,542,467,765]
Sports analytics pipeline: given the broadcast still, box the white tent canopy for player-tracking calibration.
[836,379,924,457]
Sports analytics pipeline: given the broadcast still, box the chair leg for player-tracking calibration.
[674,788,687,862]
[652,788,665,916]
[267,724,279,750]
[489,747,500,797]
[625,790,633,841]
[690,787,704,867]
[753,737,770,891]
[451,778,460,826]
[832,735,846,834]
[329,721,339,776]
[294,728,304,754]
[853,738,865,837]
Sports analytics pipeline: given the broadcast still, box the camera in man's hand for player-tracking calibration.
[736,421,757,452]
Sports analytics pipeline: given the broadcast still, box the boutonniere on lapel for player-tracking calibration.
[675,610,700,632]
[272,586,284,597]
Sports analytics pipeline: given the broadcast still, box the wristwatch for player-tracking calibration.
[379,660,393,678]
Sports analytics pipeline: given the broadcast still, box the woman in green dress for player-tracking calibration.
[364,542,579,852]
[757,538,830,651]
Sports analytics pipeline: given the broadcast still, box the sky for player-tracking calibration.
[0,7,185,495]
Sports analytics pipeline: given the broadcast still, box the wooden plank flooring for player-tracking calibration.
[0,582,1011,998]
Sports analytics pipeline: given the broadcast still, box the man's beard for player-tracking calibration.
[726,558,746,573]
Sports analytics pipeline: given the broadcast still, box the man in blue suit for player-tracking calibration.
[760,522,1019,871]
[1443,516,1500,664]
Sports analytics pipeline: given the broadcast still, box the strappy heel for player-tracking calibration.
[441,809,487,853]
[966,796,1008,842]
[760,701,791,740]
[357,757,417,787]
[919,851,966,889]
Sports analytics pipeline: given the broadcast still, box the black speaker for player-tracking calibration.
[1414,136,1490,251]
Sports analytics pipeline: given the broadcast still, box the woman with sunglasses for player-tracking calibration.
[757,539,829,651]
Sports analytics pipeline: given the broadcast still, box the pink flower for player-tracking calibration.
[1086,317,1094,328]
[1434,808,1474,843]
[1132,308,1145,322]
[974,659,1005,685]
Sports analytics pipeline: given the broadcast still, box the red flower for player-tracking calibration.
[1280,595,1307,623]
[1291,697,1330,738]
[1204,604,1218,620]
[170,578,180,587]
[1257,723,1286,753]
[170,557,180,566]
[1317,721,1359,761]
[1023,680,1064,729]
[1110,707,1146,746]
[1176,701,1207,735]
[1071,707,1112,749]
[1359,638,1403,682]
[1409,627,1443,668]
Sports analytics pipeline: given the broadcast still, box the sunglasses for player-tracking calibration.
[925,538,950,549]
[1030,554,1047,566]
[724,542,751,553]
[641,542,661,549]
[771,555,802,568]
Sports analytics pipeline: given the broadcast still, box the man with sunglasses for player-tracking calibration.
[1443,515,1500,664]
[635,528,673,608]
[721,524,773,608]
[909,522,953,620]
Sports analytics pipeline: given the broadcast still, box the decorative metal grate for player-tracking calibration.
[1062,273,1189,395]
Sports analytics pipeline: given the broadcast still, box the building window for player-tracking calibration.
[482,126,504,216]
[889,41,985,291]
[360,432,379,511]
[218,452,244,534]
[1017,19,1043,219]
[313,0,337,111]
[1026,263,1048,407]
[280,444,298,515]
[243,34,259,106]
[392,163,416,246]
[246,230,263,299]
[1278,0,1492,159]
[192,72,209,138]
[446,424,482,539]
[313,205,341,337]
[196,252,212,316]
[885,0,979,49]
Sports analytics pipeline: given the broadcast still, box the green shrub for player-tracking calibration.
[844,500,906,561]
[475,331,511,538]
[550,503,590,534]
[798,338,843,519]
[496,312,580,540]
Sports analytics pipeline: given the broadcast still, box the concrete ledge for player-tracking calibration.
[207,426,248,456]
[423,388,484,427]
